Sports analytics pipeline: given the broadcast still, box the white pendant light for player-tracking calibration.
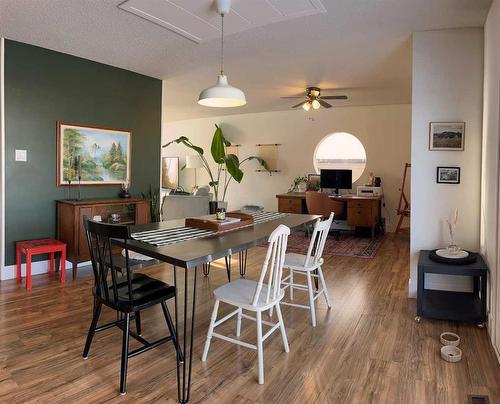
[198,0,246,108]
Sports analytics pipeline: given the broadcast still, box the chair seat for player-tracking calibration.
[214,279,284,311]
[284,253,323,271]
[95,273,175,312]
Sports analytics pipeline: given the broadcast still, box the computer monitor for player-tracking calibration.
[320,169,352,194]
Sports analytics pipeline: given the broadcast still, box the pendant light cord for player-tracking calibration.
[220,13,224,75]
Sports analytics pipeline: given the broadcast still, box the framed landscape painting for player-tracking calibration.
[436,166,461,184]
[57,122,131,186]
[162,157,179,189]
[429,122,465,151]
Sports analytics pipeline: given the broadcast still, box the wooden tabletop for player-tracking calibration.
[118,214,319,269]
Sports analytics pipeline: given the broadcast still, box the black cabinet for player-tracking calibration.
[416,250,487,325]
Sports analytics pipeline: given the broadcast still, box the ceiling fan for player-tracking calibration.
[281,87,348,110]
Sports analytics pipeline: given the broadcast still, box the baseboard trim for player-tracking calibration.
[1,259,90,281]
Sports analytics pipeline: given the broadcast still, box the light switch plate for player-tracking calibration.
[15,149,27,162]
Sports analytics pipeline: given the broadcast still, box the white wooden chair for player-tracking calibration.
[280,213,333,327]
[202,224,290,385]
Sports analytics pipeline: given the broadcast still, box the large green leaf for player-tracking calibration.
[224,154,243,183]
[163,136,204,155]
[211,125,227,163]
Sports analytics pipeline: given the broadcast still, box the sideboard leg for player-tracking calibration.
[72,262,78,280]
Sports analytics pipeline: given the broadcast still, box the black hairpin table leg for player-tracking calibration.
[173,265,198,404]
[224,256,231,282]
[202,263,211,276]
[238,250,248,277]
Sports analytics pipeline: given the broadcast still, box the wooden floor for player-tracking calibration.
[1,236,499,403]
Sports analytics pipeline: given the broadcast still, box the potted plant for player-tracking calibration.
[289,175,308,192]
[163,125,270,212]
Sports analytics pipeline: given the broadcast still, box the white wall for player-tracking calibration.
[410,28,484,297]
[481,0,500,359]
[0,38,4,274]
[164,103,411,232]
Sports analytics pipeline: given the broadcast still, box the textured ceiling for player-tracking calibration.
[0,0,492,121]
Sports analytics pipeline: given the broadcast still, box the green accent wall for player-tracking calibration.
[4,40,162,266]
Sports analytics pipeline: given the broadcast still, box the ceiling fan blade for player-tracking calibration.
[281,96,307,99]
[317,99,332,108]
[320,95,348,100]
[291,101,307,108]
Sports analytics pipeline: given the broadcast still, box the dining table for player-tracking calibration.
[115,211,319,403]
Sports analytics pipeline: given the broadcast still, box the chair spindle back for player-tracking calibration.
[304,212,334,267]
[83,217,133,306]
[252,224,290,306]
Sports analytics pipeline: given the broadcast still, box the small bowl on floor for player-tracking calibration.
[441,345,462,362]
[440,332,460,347]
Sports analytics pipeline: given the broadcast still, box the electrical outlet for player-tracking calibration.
[15,149,27,162]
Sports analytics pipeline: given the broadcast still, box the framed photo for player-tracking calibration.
[162,157,179,189]
[57,122,131,186]
[429,122,465,151]
[436,167,461,184]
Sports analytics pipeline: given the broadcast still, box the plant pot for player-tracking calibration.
[297,183,307,192]
[209,200,228,214]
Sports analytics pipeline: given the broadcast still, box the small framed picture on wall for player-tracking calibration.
[436,167,461,184]
[429,122,465,151]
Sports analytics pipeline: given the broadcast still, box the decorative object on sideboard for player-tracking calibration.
[57,122,131,186]
[445,208,460,254]
[429,122,465,151]
[162,156,179,190]
[141,184,162,223]
[436,166,460,184]
[119,182,131,198]
[197,0,246,108]
[289,175,308,192]
[163,125,270,209]
[256,144,281,172]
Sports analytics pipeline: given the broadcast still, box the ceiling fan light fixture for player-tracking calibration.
[311,99,321,109]
[302,101,312,111]
[198,0,246,108]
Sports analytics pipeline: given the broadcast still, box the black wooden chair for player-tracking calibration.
[82,218,182,395]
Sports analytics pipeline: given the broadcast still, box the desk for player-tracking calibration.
[276,192,382,238]
[115,212,318,403]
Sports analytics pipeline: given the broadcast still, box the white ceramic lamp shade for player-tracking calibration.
[198,75,246,108]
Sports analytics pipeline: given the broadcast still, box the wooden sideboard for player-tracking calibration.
[276,192,382,238]
[56,198,150,279]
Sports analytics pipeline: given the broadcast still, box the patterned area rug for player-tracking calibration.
[279,231,385,259]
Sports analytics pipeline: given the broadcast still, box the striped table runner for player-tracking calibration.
[131,211,288,247]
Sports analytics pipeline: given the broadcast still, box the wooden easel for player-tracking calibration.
[395,163,411,236]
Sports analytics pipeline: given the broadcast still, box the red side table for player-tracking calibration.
[16,239,66,290]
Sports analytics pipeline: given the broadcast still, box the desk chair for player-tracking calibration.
[202,225,290,385]
[305,191,345,218]
[305,191,344,238]
[82,219,181,395]
[280,213,333,327]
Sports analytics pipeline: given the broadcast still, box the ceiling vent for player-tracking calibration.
[118,0,326,43]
